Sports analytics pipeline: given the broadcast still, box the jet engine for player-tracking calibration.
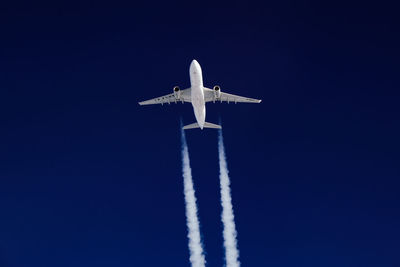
[173,86,181,100]
[213,85,221,99]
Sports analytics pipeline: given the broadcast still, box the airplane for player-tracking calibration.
[138,60,261,130]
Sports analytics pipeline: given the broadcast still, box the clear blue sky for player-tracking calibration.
[1,1,399,266]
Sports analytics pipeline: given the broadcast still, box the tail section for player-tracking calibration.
[204,122,222,129]
[183,122,222,130]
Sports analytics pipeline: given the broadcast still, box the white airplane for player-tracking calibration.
[139,60,261,130]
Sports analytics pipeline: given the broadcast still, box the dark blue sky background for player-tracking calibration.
[1,1,399,266]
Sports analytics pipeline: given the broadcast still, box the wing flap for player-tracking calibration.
[139,88,191,105]
[204,87,261,103]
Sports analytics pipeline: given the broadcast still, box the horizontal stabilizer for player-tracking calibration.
[183,122,222,130]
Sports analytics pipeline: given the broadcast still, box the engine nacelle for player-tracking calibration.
[173,86,181,100]
[213,85,221,99]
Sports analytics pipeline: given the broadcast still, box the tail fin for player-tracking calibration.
[183,122,222,130]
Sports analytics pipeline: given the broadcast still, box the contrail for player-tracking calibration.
[181,128,206,267]
[218,129,240,267]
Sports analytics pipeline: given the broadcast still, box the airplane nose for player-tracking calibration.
[190,60,201,73]
[191,59,199,68]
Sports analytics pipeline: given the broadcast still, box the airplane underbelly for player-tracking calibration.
[189,61,205,127]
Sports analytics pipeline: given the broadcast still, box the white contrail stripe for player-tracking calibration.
[218,130,240,267]
[181,129,206,267]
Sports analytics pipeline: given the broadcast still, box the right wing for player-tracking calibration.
[139,88,191,105]
[204,88,261,103]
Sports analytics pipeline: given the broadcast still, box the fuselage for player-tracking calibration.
[189,60,206,129]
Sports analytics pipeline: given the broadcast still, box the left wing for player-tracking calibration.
[139,88,191,105]
[204,87,261,103]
